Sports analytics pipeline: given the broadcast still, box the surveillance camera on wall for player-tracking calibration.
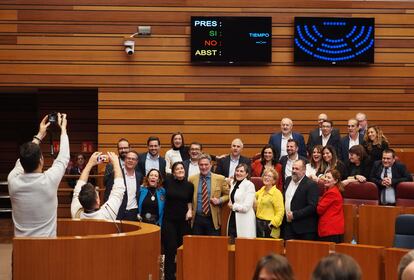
[124,40,135,55]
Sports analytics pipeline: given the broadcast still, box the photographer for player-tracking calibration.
[7,113,70,237]
[71,151,125,221]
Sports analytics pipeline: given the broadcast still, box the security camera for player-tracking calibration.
[124,40,135,55]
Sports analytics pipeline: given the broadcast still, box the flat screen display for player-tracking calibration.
[294,17,375,65]
[191,16,272,64]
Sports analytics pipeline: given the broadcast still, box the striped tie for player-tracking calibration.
[201,176,210,215]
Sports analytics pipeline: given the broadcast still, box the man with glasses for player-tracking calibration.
[104,150,142,220]
[339,119,365,162]
[356,112,368,137]
[183,142,203,180]
[307,113,340,154]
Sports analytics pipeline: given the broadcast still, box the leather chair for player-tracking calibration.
[250,177,263,192]
[394,214,414,249]
[343,182,379,205]
[396,182,414,207]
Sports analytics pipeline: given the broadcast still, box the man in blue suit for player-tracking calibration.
[268,118,307,159]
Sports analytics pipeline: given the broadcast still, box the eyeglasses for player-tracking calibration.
[118,147,129,151]
[126,157,138,161]
[190,148,201,151]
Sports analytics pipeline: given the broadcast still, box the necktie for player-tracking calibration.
[383,167,389,203]
[384,167,389,178]
[201,176,210,215]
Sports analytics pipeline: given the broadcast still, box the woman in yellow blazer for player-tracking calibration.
[254,167,284,238]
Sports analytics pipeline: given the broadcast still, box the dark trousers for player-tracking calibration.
[319,234,343,244]
[256,218,271,238]
[122,208,138,221]
[192,214,220,236]
[162,218,190,280]
[283,222,316,241]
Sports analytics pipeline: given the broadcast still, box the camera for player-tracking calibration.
[97,154,109,163]
[48,112,58,125]
[124,40,135,55]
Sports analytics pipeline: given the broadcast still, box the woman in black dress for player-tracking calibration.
[162,161,194,280]
[364,125,389,163]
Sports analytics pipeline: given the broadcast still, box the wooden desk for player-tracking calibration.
[285,240,334,280]
[384,248,410,280]
[343,204,358,243]
[183,235,230,280]
[358,205,402,247]
[335,243,384,280]
[235,238,284,280]
[13,219,160,280]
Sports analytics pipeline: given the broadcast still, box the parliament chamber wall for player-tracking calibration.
[1,0,414,171]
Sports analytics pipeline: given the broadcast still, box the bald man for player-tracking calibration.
[269,118,307,158]
[215,138,251,178]
[356,112,368,136]
[307,113,340,154]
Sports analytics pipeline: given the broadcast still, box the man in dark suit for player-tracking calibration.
[282,159,319,240]
[370,149,413,205]
[356,112,368,137]
[183,142,203,180]
[103,138,130,190]
[339,118,365,162]
[215,138,251,178]
[307,113,340,154]
[269,117,307,158]
[137,136,167,179]
[104,151,142,220]
[279,139,308,184]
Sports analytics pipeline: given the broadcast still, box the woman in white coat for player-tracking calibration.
[227,163,256,242]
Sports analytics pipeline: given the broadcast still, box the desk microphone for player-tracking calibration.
[105,204,122,234]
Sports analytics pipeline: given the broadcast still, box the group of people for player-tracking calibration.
[7,111,414,280]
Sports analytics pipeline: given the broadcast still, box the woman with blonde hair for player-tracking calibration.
[363,125,389,162]
[255,167,284,238]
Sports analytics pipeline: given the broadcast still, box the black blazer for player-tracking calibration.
[215,155,251,178]
[282,176,319,235]
[339,134,365,162]
[137,152,167,179]
[279,155,308,184]
[369,160,413,191]
[104,169,142,220]
[307,127,340,154]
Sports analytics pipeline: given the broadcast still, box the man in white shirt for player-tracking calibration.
[279,139,308,184]
[137,136,167,179]
[215,138,251,178]
[104,151,142,220]
[8,113,70,237]
[71,151,125,221]
[183,142,203,179]
[282,159,319,240]
[340,118,364,162]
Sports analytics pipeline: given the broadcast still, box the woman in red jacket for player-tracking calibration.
[317,169,344,243]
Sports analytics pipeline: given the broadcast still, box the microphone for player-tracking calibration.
[104,204,122,234]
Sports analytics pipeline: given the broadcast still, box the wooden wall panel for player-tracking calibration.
[0,0,414,163]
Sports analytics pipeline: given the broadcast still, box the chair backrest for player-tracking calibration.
[250,177,264,192]
[343,182,379,206]
[317,181,326,197]
[396,182,414,207]
[394,214,414,249]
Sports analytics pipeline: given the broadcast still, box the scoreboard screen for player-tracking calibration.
[294,17,375,65]
[191,16,272,64]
